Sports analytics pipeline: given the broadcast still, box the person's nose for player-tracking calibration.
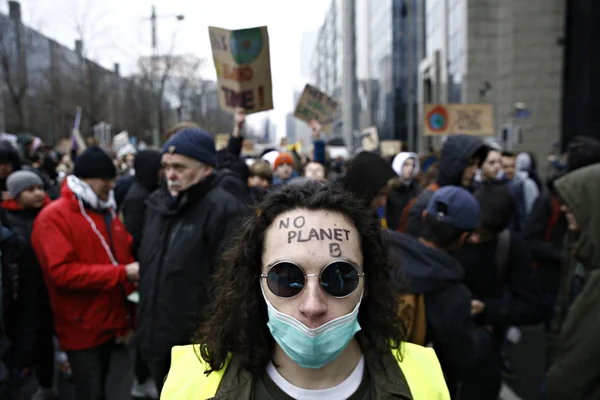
[166,168,177,181]
[298,275,327,321]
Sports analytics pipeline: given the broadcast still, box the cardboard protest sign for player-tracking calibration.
[380,140,402,157]
[424,104,494,136]
[215,134,231,151]
[293,84,339,133]
[112,131,130,153]
[209,26,273,114]
[360,126,379,152]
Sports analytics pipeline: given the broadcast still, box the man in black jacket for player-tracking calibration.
[453,184,542,399]
[122,150,163,259]
[137,127,243,392]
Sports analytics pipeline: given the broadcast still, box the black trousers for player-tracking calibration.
[66,339,114,400]
[147,356,171,394]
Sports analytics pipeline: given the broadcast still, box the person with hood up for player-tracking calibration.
[341,151,397,226]
[525,135,600,342]
[514,152,541,216]
[122,150,162,400]
[385,186,492,397]
[401,134,488,236]
[2,171,55,399]
[137,128,243,393]
[546,163,600,399]
[387,152,420,230]
[122,150,163,259]
[31,147,139,400]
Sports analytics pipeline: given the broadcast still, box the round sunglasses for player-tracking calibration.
[261,260,365,298]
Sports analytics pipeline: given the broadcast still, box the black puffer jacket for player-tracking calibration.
[137,175,243,363]
[405,135,487,237]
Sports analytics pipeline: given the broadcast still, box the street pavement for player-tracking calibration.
[17,325,546,400]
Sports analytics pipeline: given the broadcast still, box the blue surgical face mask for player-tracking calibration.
[263,288,363,369]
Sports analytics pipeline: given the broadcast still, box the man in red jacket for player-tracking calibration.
[31,147,139,400]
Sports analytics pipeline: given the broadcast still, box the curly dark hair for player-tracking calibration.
[194,181,407,375]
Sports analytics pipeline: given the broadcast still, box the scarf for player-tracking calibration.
[66,175,117,211]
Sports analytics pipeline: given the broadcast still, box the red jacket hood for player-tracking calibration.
[1,194,51,211]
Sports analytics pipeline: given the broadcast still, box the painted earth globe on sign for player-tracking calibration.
[230,28,263,64]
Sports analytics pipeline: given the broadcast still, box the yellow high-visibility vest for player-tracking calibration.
[161,342,450,399]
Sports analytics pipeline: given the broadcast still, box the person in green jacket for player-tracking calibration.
[161,181,450,399]
[547,163,600,399]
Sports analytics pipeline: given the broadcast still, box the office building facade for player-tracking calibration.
[420,0,565,163]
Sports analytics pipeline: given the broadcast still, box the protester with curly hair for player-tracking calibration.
[161,182,450,399]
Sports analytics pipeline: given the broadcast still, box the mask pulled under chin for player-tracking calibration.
[262,286,363,369]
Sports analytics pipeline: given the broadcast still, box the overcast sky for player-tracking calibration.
[0,0,330,136]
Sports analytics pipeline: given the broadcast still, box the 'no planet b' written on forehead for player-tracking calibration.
[279,216,351,244]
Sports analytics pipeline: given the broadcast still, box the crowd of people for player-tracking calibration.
[1,107,600,400]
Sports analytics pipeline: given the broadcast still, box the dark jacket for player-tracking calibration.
[453,234,543,327]
[213,169,251,205]
[547,164,600,399]
[1,199,53,369]
[387,181,420,231]
[524,189,567,293]
[114,174,135,210]
[405,135,486,237]
[122,150,162,259]
[137,175,243,363]
[384,230,491,374]
[0,222,40,369]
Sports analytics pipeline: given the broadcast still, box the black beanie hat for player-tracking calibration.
[342,151,397,205]
[73,147,117,179]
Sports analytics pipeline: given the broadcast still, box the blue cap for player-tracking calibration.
[162,128,217,166]
[426,186,480,230]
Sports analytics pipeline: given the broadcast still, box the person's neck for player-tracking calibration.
[272,338,362,390]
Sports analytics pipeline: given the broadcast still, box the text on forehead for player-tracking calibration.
[287,227,351,244]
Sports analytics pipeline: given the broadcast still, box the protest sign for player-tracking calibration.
[293,84,339,133]
[360,126,379,152]
[424,104,494,136]
[215,134,231,151]
[112,131,130,153]
[209,26,273,114]
[380,140,402,157]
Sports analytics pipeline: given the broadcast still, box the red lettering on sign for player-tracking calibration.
[222,87,255,109]
[222,64,253,82]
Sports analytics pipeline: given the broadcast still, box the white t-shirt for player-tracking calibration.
[265,356,365,400]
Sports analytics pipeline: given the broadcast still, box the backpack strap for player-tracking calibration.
[544,196,562,241]
[495,229,511,281]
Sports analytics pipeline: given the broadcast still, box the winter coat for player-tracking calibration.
[137,175,243,363]
[1,197,54,368]
[387,152,421,231]
[405,135,486,237]
[547,164,600,399]
[453,235,543,327]
[122,150,162,259]
[31,184,135,351]
[384,230,492,375]
[524,189,567,293]
[0,223,39,368]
